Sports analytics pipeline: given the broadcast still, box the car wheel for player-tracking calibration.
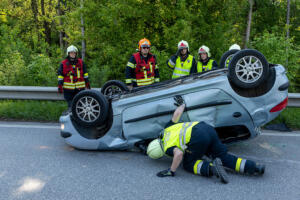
[71,90,109,127]
[219,49,240,68]
[228,49,269,89]
[101,80,129,98]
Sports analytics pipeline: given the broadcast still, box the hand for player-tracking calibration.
[174,95,185,107]
[85,82,91,89]
[58,85,63,93]
[156,168,175,177]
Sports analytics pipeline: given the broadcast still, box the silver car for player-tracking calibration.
[59,49,289,151]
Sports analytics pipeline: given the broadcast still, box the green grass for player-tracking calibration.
[0,100,67,122]
[266,107,300,130]
[0,100,299,130]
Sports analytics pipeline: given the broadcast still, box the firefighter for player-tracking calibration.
[147,96,265,184]
[197,45,219,72]
[225,44,242,68]
[167,40,197,79]
[57,45,90,108]
[125,38,160,89]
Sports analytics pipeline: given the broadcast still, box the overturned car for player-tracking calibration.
[60,49,289,150]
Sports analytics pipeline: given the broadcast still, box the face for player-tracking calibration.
[141,46,150,55]
[180,48,188,55]
[69,52,76,58]
[200,53,208,60]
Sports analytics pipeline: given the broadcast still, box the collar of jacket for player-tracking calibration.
[180,52,190,62]
[199,57,211,65]
[67,56,78,65]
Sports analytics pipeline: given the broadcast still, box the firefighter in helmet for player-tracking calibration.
[197,45,219,72]
[57,45,90,108]
[125,38,160,89]
[147,96,265,183]
[167,40,197,79]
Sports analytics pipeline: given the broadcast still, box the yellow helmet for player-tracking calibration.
[147,139,164,159]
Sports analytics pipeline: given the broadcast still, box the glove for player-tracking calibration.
[174,95,185,107]
[85,82,91,89]
[58,85,63,93]
[157,168,175,177]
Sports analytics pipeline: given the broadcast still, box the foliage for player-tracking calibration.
[251,31,300,92]
[0,0,299,90]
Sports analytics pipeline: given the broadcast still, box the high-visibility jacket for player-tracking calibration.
[170,55,194,79]
[126,52,159,86]
[162,122,199,152]
[58,58,88,90]
[197,59,215,72]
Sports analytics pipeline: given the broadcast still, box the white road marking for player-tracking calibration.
[0,124,60,129]
[261,132,300,137]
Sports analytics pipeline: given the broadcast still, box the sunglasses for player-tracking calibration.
[142,47,150,49]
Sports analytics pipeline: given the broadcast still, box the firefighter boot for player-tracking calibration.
[255,164,265,175]
[212,158,229,184]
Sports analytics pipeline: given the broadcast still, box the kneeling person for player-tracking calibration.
[147,97,265,184]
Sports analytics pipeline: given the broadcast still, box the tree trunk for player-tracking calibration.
[41,0,51,45]
[286,0,290,67]
[286,0,290,39]
[57,0,64,56]
[81,0,86,61]
[244,0,254,48]
[30,0,40,42]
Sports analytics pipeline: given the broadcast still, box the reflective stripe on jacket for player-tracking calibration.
[132,52,157,86]
[172,55,194,79]
[162,122,199,152]
[61,59,86,90]
[197,59,214,72]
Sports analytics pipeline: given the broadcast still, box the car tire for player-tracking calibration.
[219,49,240,68]
[71,90,109,127]
[101,80,129,98]
[228,49,269,89]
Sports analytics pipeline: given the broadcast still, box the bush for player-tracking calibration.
[22,54,57,86]
[0,50,25,85]
[251,32,300,92]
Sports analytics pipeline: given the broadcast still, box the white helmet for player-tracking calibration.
[178,40,189,51]
[229,44,241,50]
[66,45,78,56]
[198,45,211,57]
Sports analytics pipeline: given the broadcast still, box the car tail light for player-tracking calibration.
[270,97,288,112]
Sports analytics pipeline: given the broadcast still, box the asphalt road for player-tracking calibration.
[0,121,300,200]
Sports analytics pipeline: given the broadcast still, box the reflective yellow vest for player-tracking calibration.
[197,59,214,72]
[162,122,199,152]
[172,55,194,79]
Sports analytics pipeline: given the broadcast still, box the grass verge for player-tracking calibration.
[0,100,299,130]
[265,107,300,130]
[0,100,67,122]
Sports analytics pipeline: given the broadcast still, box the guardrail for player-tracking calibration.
[0,86,99,101]
[0,86,299,107]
